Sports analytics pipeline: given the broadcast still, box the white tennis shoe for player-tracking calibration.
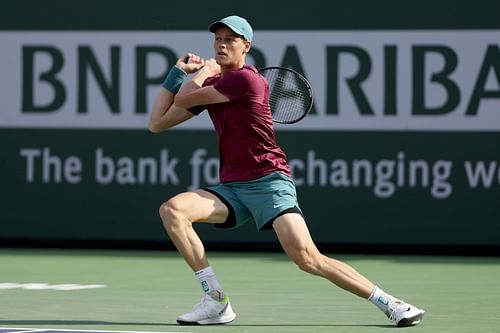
[177,294,236,325]
[388,300,425,327]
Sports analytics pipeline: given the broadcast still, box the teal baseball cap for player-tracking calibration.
[209,15,253,42]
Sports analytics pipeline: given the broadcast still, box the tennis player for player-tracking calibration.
[148,15,425,327]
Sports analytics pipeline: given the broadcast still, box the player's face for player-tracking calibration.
[213,26,250,69]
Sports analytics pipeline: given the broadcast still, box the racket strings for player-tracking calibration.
[262,68,312,123]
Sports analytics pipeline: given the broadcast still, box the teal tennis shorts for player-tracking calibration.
[203,172,303,231]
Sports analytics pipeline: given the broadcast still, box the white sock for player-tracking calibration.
[368,286,398,315]
[195,266,225,301]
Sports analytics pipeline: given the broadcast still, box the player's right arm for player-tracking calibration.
[149,89,193,132]
[148,54,205,133]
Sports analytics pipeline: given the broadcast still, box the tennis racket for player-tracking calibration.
[258,67,314,124]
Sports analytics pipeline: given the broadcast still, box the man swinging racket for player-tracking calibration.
[148,15,425,327]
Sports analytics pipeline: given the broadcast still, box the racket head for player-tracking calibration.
[258,66,314,124]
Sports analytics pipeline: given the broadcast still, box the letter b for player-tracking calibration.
[22,46,66,112]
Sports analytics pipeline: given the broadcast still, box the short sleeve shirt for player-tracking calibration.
[190,65,291,183]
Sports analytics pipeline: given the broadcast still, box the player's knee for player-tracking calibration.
[159,197,188,231]
[291,249,319,274]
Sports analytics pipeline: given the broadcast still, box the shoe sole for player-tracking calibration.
[397,310,425,327]
[177,313,236,325]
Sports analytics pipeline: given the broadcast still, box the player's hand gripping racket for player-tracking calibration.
[258,67,314,124]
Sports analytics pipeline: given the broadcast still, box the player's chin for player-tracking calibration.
[215,55,229,64]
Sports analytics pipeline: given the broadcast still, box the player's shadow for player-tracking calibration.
[227,323,393,328]
[0,319,391,328]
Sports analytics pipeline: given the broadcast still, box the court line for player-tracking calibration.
[0,329,47,333]
[0,328,192,333]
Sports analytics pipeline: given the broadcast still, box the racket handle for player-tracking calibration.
[183,55,190,64]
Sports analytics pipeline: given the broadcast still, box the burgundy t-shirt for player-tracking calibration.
[189,65,291,183]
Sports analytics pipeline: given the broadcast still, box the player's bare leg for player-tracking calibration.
[159,189,236,325]
[272,213,374,297]
[273,214,425,326]
[159,190,226,271]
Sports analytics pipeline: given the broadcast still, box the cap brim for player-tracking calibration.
[209,21,246,40]
[209,21,226,33]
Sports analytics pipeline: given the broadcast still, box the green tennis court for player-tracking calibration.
[1,248,499,333]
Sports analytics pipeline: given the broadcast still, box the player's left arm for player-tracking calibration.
[174,59,230,109]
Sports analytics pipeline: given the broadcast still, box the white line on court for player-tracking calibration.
[0,328,192,333]
[0,329,47,333]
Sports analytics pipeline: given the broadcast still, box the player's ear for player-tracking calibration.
[244,40,251,53]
